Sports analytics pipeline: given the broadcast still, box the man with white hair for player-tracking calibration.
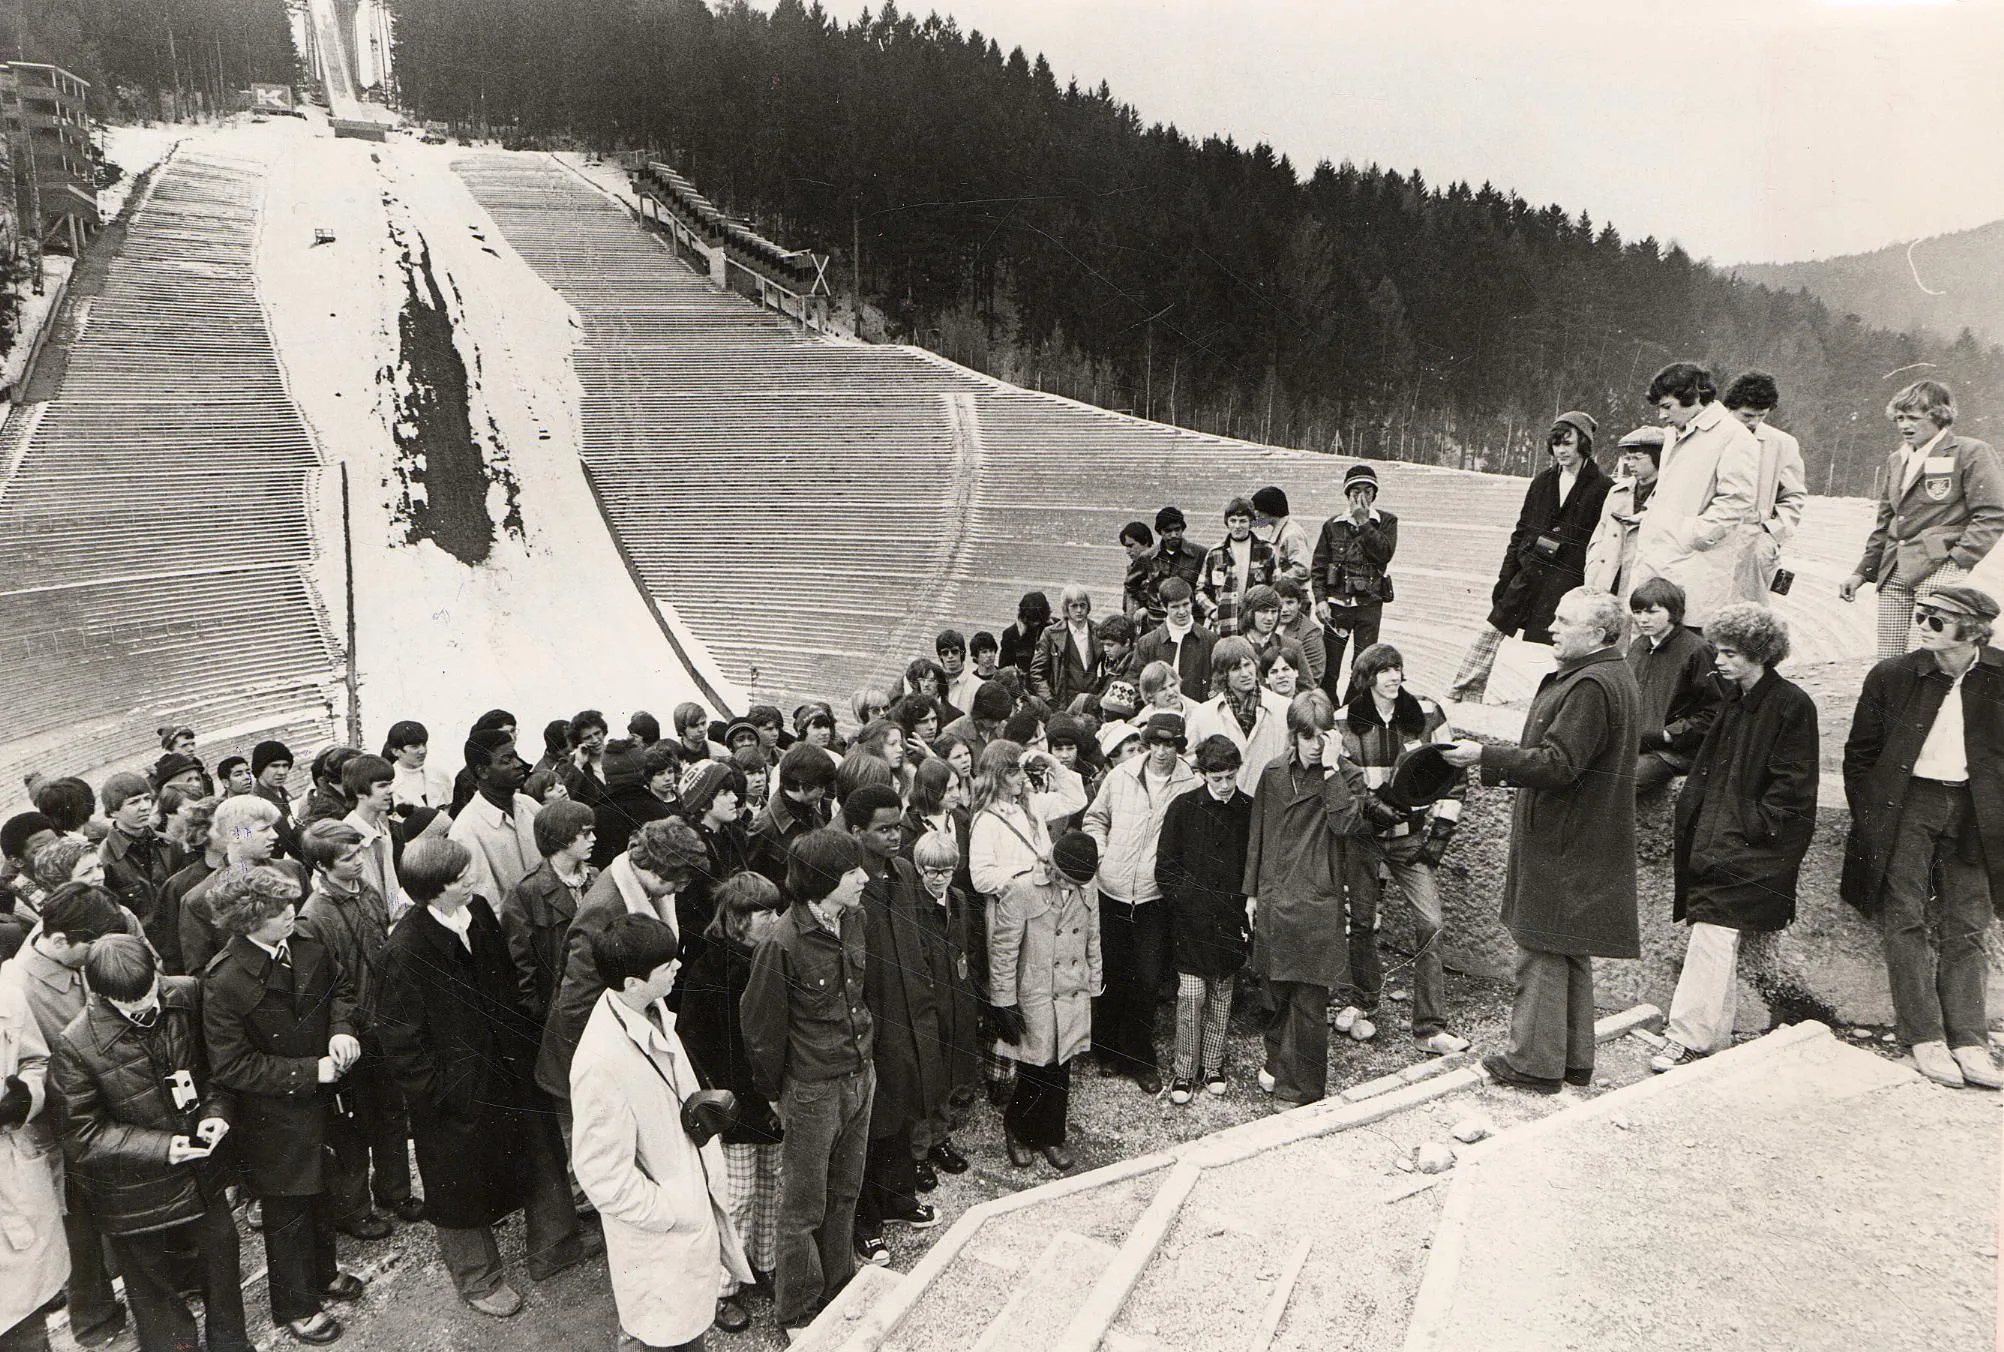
[1442,588,1641,1093]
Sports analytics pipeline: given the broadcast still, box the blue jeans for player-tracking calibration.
[774,1066,875,1330]
[1879,780,1991,1048]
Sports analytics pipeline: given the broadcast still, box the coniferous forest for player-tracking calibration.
[7,0,296,120]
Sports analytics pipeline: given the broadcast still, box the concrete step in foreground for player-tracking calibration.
[807,1006,1667,1352]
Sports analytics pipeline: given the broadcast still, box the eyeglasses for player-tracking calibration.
[918,866,955,879]
[1913,609,1953,633]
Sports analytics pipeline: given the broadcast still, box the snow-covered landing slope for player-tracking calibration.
[245,117,740,744]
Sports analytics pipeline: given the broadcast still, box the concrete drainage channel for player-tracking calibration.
[797,1005,1670,1352]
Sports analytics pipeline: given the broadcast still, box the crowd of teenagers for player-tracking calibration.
[1,365,2001,1351]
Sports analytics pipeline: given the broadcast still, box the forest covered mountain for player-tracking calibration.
[419,1,2002,490]
[1733,221,2004,349]
[5,0,296,119]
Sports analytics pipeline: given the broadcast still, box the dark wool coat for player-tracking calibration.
[911,883,980,1102]
[859,858,949,1138]
[1629,626,1723,757]
[292,879,391,1042]
[1243,753,1383,989]
[591,785,675,870]
[100,829,183,934]
[1486,457,1613,643]
[376,900,539,1229]
[1672,670,1819,931]
[52,979,235,1236]
[202,933,355,1196]
[1135,622,1220,701]
[500,859,587,1025]
[1155,784,1253,978]
[1841,647,2004,916]
[999,619,1049,681]
[1479,646,1641,958]
[675,935,782,1146]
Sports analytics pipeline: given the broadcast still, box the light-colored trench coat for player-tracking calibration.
[0,962,67,1332]
[989,876,1103,1066]
[570,992,751,1348]
[1629,401,1761,628]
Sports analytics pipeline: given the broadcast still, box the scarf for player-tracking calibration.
[1226,685,1263,736]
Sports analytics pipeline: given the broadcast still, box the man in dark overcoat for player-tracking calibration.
[201,864,365,1344]
[1444,587,1641,1092]
[843,786,945,1259]
[1841,583,2004,1088]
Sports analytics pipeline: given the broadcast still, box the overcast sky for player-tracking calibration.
[793,0,2004,265]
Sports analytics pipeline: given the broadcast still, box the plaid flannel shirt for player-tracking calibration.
[1199,536,1276,635]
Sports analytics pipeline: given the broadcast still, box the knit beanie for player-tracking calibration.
[972,683,1013,721]
[251,740,293,777]
[680,759,734,817]
[1343,462,1379,491]
[100,771,153,815]
[152,752,204,790]
[0,813,55,862]
[1251,486,1289,519]
[1552,411,1598,453]
[602,738,647,790]
[1053,830,1099,885]
[1098,680,1141,721]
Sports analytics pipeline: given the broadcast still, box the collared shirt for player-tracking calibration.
[1558,466,1579,505]
[248,935,291,965]
[428,903,474,951]
[1899,428,1949,494]
[1912,661,1971,782]
[342,810,404,919]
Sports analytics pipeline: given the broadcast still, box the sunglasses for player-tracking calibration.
[1913,609,1954,633]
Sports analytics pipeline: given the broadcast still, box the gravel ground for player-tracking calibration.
[1416,1031,1999,1352]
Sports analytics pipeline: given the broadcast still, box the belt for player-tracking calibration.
[1912,776,1970,789]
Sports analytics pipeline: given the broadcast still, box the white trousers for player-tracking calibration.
[1666,922,1741,1053]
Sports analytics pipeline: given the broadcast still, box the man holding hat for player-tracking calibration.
[1081,711,1199,1094]
[1312,463,1399,701]
[1841,583,2004,1088]
[1585,426,1667,597]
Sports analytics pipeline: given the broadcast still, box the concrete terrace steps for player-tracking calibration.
[807,1006,1668,1352]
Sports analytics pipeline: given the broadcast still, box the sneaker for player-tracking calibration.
[1204,1069,1227,1096]
[1911,1040,1966,1088]
[1420,1031,1470,1055]
[884,1202,938,1229]
[1952,1044,2004,1089]
[915,1159,938,1193]
[1168,1077,1194,1105]
[856,1234,891,1266]
[1257,1067,1276,1095]
[1348,1013,1378,1043]
[1649,1041,1697,1074]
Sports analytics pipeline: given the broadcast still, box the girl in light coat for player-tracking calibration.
[571,914,750,1351]
[0,963,67,1348]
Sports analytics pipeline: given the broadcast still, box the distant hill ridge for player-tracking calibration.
[1733,220,2004,346]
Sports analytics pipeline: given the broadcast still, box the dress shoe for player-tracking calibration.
[928,1139,970,1174]
[1042,1143,1076,1171]
[284,1312,343,1344]
[322,1272,368,1303]
[884,1201,938,1229]
[465,1285,525,1318]
[73,1304,127,1347]
[1481,1053,1561,1095]
[1953,1044,2004,1089]
[915,1159,938,1192]
[390,1197,427,1223]
[1911,1040,1965,1088]
[1006,1135,1036,1168]
[528,1225,605,1282]
[337,1213,393,1242]
[1135,1071,1163,1096]
[1563,1065,1594,1086]
[715,1294,752,1333]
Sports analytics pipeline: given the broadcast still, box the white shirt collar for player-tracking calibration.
[607,991,678,1051]
[429,903,473,949]
[1907,429,1948,460]
[248,934,289,963]
[341,810,384,844]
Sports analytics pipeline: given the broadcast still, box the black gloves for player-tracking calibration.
[1415,820,1457,869]
[991,1004,1029,1046]
[0,1075,31,1129]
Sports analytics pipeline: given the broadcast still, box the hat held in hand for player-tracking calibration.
[1384,743,1462,811]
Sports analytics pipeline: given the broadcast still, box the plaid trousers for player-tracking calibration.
[722,1140,783,1283]
[1875,561,1969,660]
[1173,972,1235,1080]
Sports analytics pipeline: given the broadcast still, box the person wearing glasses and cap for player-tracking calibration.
[1584,426,1667,598]
[1841,584,2004,1090]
